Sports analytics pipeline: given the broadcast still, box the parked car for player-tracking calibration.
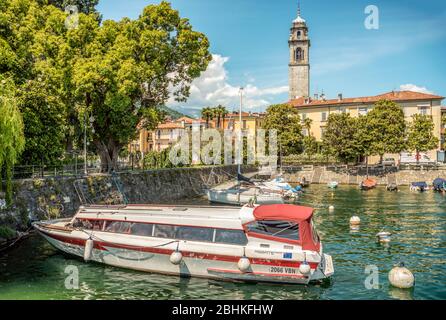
[400,152,436,164]
[382,158,396,166]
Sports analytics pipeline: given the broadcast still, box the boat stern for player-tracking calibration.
[309,253,334,282]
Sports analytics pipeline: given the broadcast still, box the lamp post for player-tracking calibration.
[238,87,244,175]
[84,110,95,176]
[84,111,87,176]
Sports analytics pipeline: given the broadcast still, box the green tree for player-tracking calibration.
[322,113,359,163]
[69,2,211,172]
[17,81,67,165]
[301,118,318,159]
[367,100,406,162]
[45,0,100,15]
[353,115,375,169]
[407,114,439,162]
[264,104,303,156]
[0,78,25,205]
[1,1,72,164]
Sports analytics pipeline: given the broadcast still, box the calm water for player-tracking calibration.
[0,185,445,300]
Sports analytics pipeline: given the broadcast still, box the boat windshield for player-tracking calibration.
[246,220,299,241]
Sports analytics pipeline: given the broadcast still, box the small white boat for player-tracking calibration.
[327,181,339,189]
[207,187,285,205]
[33,204,334,285]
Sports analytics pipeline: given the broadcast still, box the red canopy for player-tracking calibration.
[252,204,319,251]
[253,204,314,223]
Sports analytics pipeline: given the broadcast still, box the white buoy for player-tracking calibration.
[376,232,392,243]
[237,256,251,272]
[299,261,311,275]
[350,216,361,225]
[389,263,415,289]
[329,205,335,212]
[84,238,94,262]
[170,250,183,265]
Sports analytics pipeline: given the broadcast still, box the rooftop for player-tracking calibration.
[289,91,445,108]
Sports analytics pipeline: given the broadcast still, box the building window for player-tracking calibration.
[302,129,308,136]
[295,48,304,61]
[419,106,429,115]
[157,130,161,139]
[321,112,327,122]
[359,107,368,116]
[301,113,307,121]
[297,31,301,38]
[242,120,247,130]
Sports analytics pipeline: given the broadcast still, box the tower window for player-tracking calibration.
[295,48,304,61]
[297,31,301,38]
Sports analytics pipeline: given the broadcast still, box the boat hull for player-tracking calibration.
[207,189,285,205]
[34,223,332,285]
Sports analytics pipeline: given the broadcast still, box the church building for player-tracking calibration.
[287,4,445,161]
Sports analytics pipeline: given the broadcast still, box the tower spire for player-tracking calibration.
[298,1,301,17]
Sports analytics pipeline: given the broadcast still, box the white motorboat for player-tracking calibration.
[33,203,334,285]
[207,187,285,205]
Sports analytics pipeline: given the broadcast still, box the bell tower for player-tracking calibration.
[289,3,310,99]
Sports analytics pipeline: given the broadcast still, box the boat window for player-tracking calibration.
[91,220,104,231]
[176,226,213,242]
[215,229,248,245]
[73,219,103,231]
[247,220,300,240]
[153,224,178,239]
[104,221,133,234]
[130,223,154,237]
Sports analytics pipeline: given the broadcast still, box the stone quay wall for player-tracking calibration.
[281,165,446,186]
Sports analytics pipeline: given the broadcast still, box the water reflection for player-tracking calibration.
[0,185,445,300]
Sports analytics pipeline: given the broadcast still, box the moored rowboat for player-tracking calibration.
[33,204,334,285]
[360,178,377,190]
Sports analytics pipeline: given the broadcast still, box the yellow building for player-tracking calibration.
[211,112,265,136]
[130,117,207,154]
[288,90,445,161]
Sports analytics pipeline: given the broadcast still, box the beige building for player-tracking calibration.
[286,4,444,162]
[210,112,265,136]
[130,117,207,154]
[289,91,445,161]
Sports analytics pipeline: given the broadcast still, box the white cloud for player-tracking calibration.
[399,84,433,94]
[167,54,288,116]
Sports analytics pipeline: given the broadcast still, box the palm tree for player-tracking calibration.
[201,107,214,128]
[303,117,313,136]
[215,105,228,129]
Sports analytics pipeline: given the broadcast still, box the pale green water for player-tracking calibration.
[0,185,445,300]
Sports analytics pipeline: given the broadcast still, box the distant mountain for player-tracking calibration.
[159,105,191,120]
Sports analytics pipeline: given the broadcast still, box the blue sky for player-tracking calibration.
[98,0,446,116]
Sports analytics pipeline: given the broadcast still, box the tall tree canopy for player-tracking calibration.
[322,113,359,163]
[44,0,100,15]
[69,2,211,171]
[367,100,406,161]
[1,0,211,171]
[407,114,439,160]
[0,78,25,205]
[264,104,303,156]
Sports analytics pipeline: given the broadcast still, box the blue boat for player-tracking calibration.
[433,178,446,192]
[410,181,429,192]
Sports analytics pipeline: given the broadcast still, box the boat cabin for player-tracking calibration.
[69,204,320,251]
